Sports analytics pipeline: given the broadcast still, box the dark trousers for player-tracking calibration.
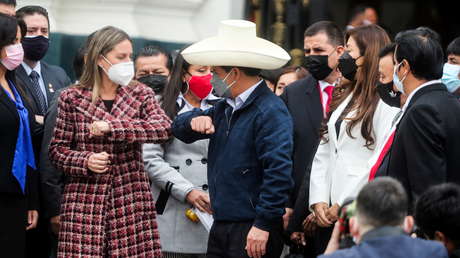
[26,218,53,258]
[207,221,284,258]
[285,227,333,258]
[0,193,27,258]
[312,226,333,256]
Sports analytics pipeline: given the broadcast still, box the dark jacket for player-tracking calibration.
[15,62,71,116]
[172,82,294,231]
[319,227,448,258]
[0,71,39,210]
[381,83,460,210]
[280,75,323,233]
[38,88,65,218]
[16,62,71,218]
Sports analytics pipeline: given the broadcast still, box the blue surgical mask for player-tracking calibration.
[393,62,407,95]
[441,63,460,93]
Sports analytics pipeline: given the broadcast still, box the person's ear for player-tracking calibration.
[336,45,345,56]
[350,216,360,239]
[399,59,410,78]
[434,231,447,243]
[403,215,414,234]
[0,47,6,59]
[97,55,106,70]
[231,67,240,82]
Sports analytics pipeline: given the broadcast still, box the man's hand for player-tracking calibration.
[50,215,60,235]
[246,226,269,258]
[26,210,39,230]
[302,213,317,237]
[191,116,215,134]
[290,232,306,246]
[312,202,332,227]
[35,115,44,125]
[283,208,293,230]
[88,152,110,173]
[186,189,212,214]
[324,221,341,254]
[326,203,340,223]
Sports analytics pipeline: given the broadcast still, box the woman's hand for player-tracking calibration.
[88,152,110,173]
[89,121,111,137]
[26,210,39,230]
[326,203,340,223]
[186,189,212,214]
[313,202,332,227]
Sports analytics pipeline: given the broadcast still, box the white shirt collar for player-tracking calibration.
[318,80,334,90]
[177,93,218,112]
[21,61,42,77]
[402,80,441,112]
[226,80,262,111]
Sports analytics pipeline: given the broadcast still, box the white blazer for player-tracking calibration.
[309,93,400,207]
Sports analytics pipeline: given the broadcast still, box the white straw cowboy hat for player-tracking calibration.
[182,20,291,70]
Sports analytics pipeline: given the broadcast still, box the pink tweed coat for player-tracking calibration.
[49,81,171,257]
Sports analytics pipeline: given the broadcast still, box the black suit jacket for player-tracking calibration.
[15,62,71,218]
[0,72,40,210]
[15,62,71,116]
[382,83,460,211]
[39,89,65,218]
[280,75,323,232]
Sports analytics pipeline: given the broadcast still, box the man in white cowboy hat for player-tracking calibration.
[172,20,293,258]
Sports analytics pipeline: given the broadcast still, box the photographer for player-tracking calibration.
[320,177,448,258]
[415,183,460,258]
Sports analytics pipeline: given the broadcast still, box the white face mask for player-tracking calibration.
[102,55,134,86]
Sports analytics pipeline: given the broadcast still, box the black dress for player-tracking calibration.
[0,74,39,258]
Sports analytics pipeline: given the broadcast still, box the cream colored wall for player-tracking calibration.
[16,0,245,43]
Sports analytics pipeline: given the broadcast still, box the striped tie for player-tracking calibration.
[29,70,47,115]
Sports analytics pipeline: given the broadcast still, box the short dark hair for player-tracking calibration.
[222,66,261,77]
[415,183,460,245]
[395,30,444,81]
[349,4,367,23]
[73,32,96,80]
[415,26,442,44]
[16,5,50,29]
[356,177,408,228]
[260,69,282,85]
[135,45,173,72]
[0,12,19,49]
[379,43,396,59]
[0,0,16,7]
[304,21,344,47]
[447,37,460,56]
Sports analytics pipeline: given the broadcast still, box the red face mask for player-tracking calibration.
[188,73,212,99]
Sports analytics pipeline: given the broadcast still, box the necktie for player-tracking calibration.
[29,70,47,115]
[368,130,395,181]
[368,110,403,180]
[324,85,334,114]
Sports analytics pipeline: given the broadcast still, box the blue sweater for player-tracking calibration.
[172,82,294,231]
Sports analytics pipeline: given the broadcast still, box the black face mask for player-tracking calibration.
[338,51,358,81]
[138,74,168,94]
[303,55,333,80]
[22,36,50,61]
[376,81,401,108]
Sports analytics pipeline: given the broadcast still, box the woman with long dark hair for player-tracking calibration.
[309,25,400,229]
[0,13,39,258]
[143,52,218,257]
